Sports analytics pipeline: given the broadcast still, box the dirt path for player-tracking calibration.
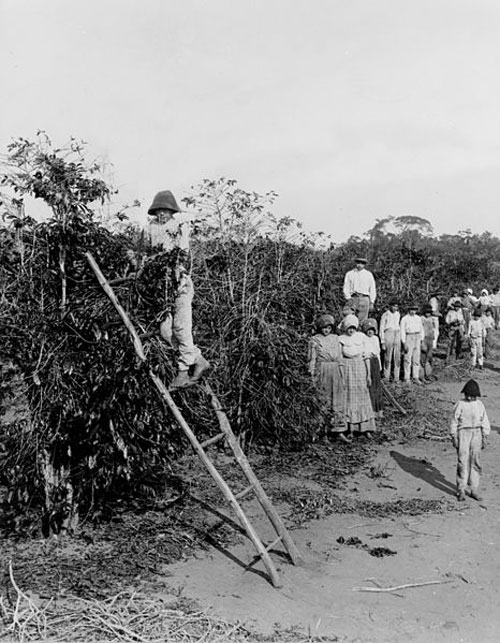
[164,365,500,642]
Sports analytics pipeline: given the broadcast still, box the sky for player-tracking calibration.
[2,0,500,242]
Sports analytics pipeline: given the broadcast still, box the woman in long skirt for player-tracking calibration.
[338,314,376,438]
[308,314,347,441]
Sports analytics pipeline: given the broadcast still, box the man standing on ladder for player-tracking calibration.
[145,190,210,390]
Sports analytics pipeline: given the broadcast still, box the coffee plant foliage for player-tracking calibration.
[1,137,500,529]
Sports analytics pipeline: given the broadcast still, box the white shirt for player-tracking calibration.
[450,399,490,436]
[400,314,424,343]
[379,310,400,336]
[343,268,377,303]
[148,213,192,252]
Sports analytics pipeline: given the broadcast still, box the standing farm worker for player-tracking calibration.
[445,300,465,362]
[308,314,347,442]
[400,303,424,383]
[338,314,376,440]
[420,304,439,379]
[468,308,485,370]
[342,256,376,322]
[450,379,490,502]
[379,299,401,382]
[144,190,209,390]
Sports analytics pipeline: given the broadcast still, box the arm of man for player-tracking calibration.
[343,271,353,301]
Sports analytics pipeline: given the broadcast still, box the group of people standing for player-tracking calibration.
[444,288,498,368]
[308,255,498,446]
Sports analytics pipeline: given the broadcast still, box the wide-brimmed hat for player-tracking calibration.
[408,303,419,310]
[354,256,367,264]
[315,314,335,329]
[341,314,359,331]
[148,190,181,215]
[461,379,481,398]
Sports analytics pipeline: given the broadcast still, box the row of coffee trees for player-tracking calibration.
[1,132,500,534]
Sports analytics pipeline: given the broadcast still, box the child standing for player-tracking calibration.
[308,314,347,442]
[420,304,439,379]
[379,300,401,382]
[450,379,490,502]
[400,303,425,383]
[468,308,486,369]
[362,318,383,418]
[445,300,465,362]
[481,308,495,359]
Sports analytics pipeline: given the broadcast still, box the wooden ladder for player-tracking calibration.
[86,252,302,587]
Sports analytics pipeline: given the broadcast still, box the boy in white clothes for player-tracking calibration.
[400,303,424,383]
[450,379,490,502]
[468,308,486,369]
[379,299,401,382]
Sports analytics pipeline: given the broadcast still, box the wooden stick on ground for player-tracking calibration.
[381,381,407,415]
[353,579,452,593]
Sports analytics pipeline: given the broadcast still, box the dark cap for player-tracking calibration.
[355,256,367,264]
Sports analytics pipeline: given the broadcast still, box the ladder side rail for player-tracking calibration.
[85,252,282,587]
[204,384,303,565]
[148,371,282,587]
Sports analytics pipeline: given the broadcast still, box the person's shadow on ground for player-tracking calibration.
[390,451,456,496]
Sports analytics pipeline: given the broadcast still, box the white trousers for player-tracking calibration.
[403,333,421,381]
[162,274,201,371]
[456,428,482,492]
[470,336,484,367]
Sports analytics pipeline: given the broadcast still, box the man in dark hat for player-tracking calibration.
[144,190,209,389]
[342,256,376,322]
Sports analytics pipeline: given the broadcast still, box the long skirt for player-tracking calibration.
[316,360,345,433]
[343,356,375,432]
[368,356,383,417]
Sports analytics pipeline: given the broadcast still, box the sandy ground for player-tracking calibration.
[164,366,500,642]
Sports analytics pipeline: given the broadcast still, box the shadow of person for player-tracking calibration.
[390,450,456,496]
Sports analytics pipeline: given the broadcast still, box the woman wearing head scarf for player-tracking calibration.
[338,314,376,439]
[308,314,347,441]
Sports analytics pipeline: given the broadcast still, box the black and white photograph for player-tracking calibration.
[1,2,500,641]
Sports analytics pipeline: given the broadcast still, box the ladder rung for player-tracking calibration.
[234,484,255,500]
[246,534,285,570]
[200,432,226,449]
[264,534,284,553]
